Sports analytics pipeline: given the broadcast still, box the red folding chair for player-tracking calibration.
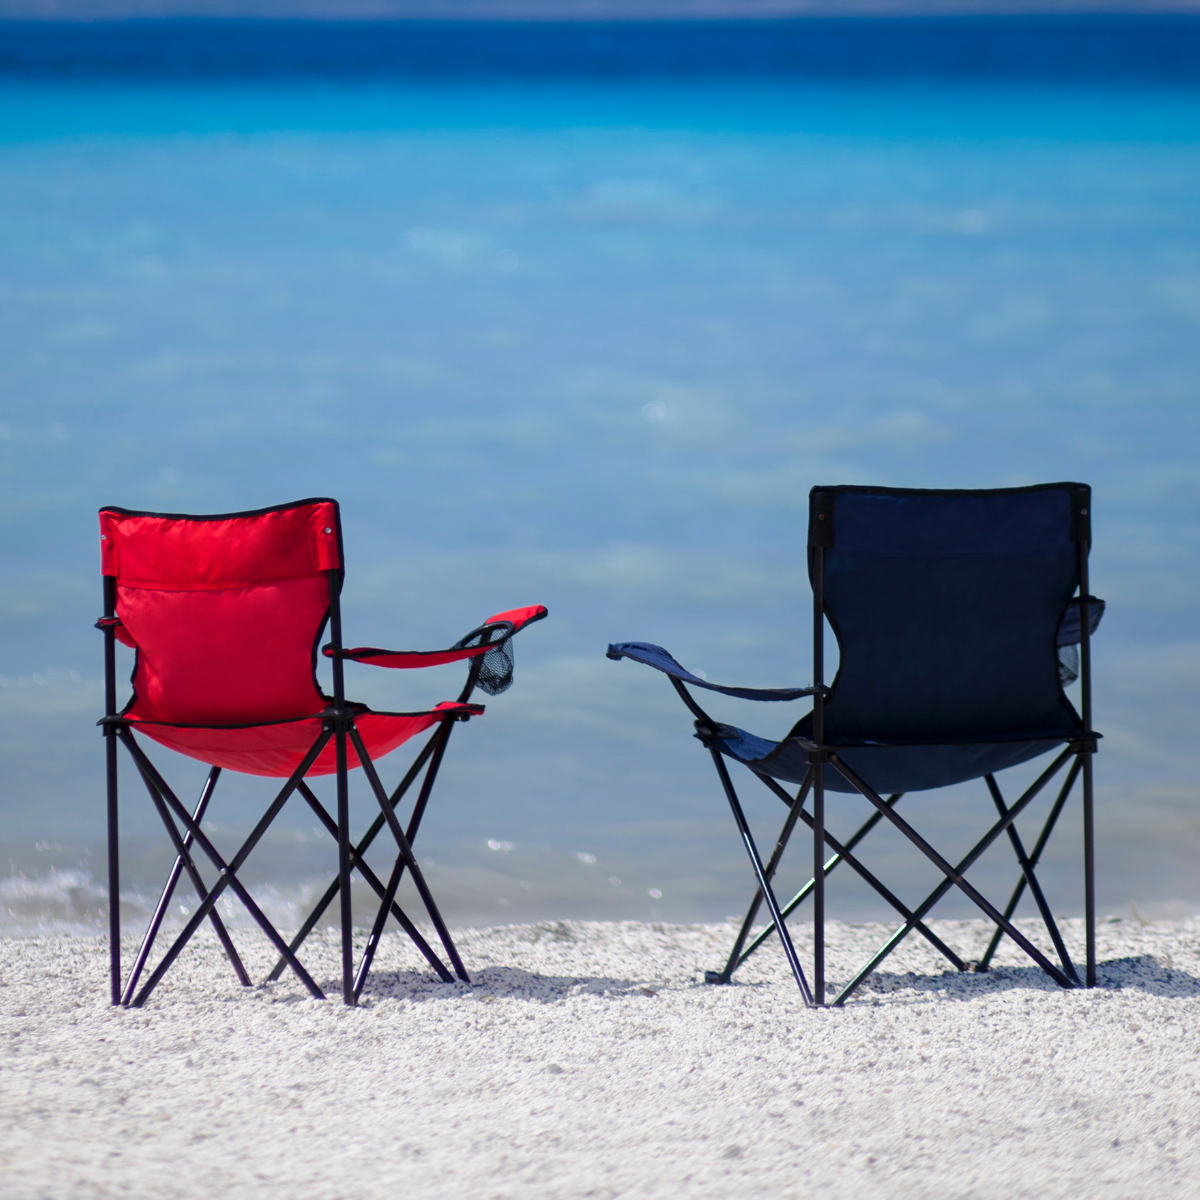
[98,498,546,1007]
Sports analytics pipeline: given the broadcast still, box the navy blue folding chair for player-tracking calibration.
[609,483,1102,1006]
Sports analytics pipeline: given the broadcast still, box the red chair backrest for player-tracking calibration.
[99,499,342,726]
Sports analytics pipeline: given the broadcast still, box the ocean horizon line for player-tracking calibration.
[4,0,1200,20]
[2,13,1200,80]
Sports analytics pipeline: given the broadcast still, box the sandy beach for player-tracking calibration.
[1,916,1198,1199]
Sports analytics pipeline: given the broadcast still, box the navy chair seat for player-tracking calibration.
[706,721,1074,794]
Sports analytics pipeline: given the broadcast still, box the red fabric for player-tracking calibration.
[128,703,482,779]
[329,645,491,669]
[96,500,517,778]
[485,604,548,631]
[120,577,329,725]
[99,502,340,583]
[98,501,339,728]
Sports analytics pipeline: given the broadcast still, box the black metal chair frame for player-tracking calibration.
[618,491,1099,1009]
[102,571,511,1009]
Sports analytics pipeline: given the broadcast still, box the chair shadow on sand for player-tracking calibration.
[322,965,651,1005]
[853,955,1200,1003]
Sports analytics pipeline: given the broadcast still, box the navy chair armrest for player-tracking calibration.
[606,642,821,702]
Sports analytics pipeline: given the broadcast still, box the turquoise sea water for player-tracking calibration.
[2,72,1200,930]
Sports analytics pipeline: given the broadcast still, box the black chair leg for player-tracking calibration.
[831,749,1074,1004]
[122,766,252,1006]
[350,726,470,984]
[134,768,251,987]
[105,726,121,1007]
[985,773,1078,982]
[1083,749,1097,987]
[353,855,406,1001]
[349,720,458,997]
[813,759,825,1006]
[335,722,354,1007]
[709,749,814,1005]
[711,768,813,984]
[978,757,1082,971]
[750,772,965,974]
[829,752,1076,1001]
[293,782,454,983]
[122,729,329,1006]
[264,728,445,983]
[730,789,904,975]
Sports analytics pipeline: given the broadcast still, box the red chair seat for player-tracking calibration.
[126,703,483,778]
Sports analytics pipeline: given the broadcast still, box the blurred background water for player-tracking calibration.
[2,17,1199,937]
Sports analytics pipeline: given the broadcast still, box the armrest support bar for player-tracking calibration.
[324,644,490,669]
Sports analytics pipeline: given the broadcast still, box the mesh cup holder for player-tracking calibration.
[1058,643,1079,685]
[477,639,515,695]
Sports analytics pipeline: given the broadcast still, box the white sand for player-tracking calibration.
[2,917,1199,1199]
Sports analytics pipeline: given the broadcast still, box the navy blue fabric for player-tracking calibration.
[811,485,1087,753]
[1057,598,1105,646]
[764,483,1094,792]
[606,642,816,702]
[702,724,782,765]
[610,483,1098,795]
[832,487,1074,558]
[706,724,1062,793]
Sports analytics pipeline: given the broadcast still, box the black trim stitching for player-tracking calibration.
[99,496,340,522]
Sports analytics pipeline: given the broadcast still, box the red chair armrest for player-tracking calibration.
[483,604,548,633]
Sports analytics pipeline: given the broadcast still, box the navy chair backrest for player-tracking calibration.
[808,484,1089,745]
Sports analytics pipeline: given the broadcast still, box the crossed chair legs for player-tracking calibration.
[112,717,470,1009]
[116,715,1092,1009]
[708,743,1093,1006]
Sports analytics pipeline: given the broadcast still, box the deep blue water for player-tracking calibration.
[2,17,1200,81]
[2,23,1200,932]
